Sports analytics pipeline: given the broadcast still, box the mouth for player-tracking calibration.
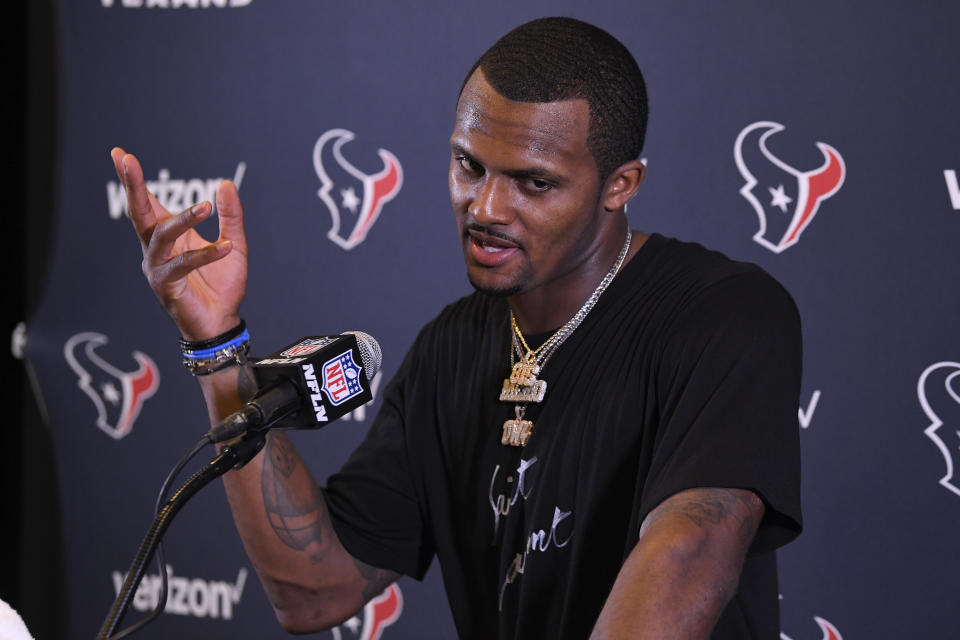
[465,227,521,266]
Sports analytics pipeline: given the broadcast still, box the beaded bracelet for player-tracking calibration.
[180,320,250,376]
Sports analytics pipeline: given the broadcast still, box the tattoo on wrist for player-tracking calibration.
[236,364,257,402]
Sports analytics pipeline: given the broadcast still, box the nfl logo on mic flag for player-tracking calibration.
[322,350,365,406]
[253,335,373,428]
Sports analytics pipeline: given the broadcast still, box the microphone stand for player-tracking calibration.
[96,431,267,640]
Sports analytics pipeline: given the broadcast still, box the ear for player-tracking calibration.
[602,160,646,212]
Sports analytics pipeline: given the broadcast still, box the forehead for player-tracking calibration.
[451,70,592,167]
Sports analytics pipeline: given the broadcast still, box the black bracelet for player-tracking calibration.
[178,319,246,351]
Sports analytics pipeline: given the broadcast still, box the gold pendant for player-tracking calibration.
[499,357,547,402]
[499,379,547,403]
[509,361,540,386]
[502,406,534,447]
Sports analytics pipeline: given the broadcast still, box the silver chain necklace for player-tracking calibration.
[499,228,632,446]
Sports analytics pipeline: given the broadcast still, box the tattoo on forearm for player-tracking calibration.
[260,434,330,562]
[269,432,297,478]
[351,556,398,603]
[657,489,759,535]
[259,434,400,599]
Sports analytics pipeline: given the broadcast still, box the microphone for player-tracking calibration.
[206,331,382,444]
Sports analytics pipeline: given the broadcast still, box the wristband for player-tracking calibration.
[180,320,250,376]
[178,319,246,351]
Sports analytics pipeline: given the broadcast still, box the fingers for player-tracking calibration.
[110,147,125,182]
[112,147,243,269]
[216,180,249,255]
[144,201,216,264]
[111,147,168,243]
[143,201,233,287]
[147,237,233,290]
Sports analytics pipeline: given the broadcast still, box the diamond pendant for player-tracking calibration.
[499,379,547,403]
[502,405,534,447]
[499,359,547,403]
[510,360,540,386]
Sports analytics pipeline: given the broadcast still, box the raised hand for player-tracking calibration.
[111,147,249,341]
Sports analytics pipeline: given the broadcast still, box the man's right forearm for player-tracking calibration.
[197,364,398,632]
[109,146,382,629]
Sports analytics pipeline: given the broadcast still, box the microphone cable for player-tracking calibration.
[106,434,211,639]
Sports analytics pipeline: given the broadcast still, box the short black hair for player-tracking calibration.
[462,17,648,181]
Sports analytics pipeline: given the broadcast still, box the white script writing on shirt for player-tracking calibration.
[488,456,575,609]
[488,456,538,536]
[498,506,574,610]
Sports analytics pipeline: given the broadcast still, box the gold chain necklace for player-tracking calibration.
[499,228,632,446]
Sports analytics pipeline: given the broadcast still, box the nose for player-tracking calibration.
[468,175,512,225]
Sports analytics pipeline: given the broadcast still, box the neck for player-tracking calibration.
[509,226,647,334]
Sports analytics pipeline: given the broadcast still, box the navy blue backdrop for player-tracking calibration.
[22,1,959,638]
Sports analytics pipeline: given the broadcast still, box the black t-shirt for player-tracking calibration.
[325,234,803,639]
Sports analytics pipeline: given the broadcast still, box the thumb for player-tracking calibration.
[216,180,248,254]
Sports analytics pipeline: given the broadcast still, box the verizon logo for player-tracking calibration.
[111,565,248,620]
[106,163,246,220]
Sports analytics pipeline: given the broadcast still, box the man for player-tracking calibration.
[112,17,801,639]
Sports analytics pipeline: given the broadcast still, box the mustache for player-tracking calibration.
[463,223,521,247]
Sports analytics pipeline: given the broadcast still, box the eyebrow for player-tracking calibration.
[450,142,568,185]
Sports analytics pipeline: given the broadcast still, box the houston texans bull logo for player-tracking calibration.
[918,361,960,498]
[313,128,403,250]
[781,616,843,640]
[734,121,845,253]
[330,583,403,640]
[64,332,160,440]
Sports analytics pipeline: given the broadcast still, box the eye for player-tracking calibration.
[456,156,483,175]
[528,178,552,192]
